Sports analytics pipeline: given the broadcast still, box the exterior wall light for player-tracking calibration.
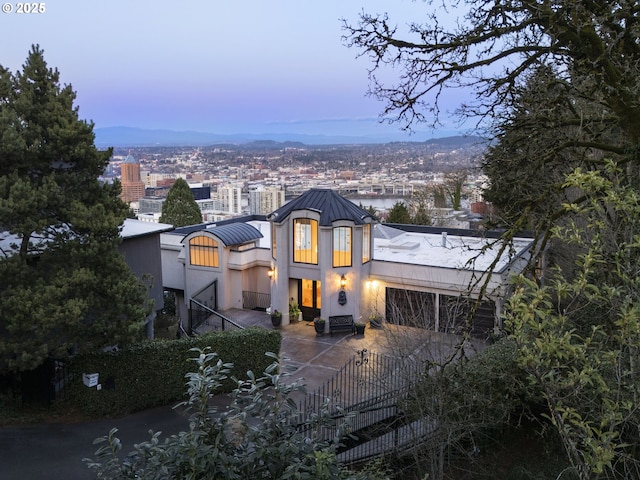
[267,268,275,279]
[338,274,347,305]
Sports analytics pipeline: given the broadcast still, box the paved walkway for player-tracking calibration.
[0,309,485,479]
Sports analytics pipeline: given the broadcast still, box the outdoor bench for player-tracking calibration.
[329,315,354,335]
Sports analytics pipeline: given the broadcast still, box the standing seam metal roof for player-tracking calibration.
[203,222,263,247]
[269,189,376,226]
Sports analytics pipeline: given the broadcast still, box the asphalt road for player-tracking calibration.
[0,400,219,480]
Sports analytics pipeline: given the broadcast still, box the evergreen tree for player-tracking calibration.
[385,201,411,224]
[160,178,202,227]
[0,46,149,373]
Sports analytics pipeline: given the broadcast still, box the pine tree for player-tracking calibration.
[385,201,411,224]
[160,178,203,227]
[0,45,148,373]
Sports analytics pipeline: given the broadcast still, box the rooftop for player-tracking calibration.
[269,188,376,226]
[373,224,531,273]
[121,219,174,239]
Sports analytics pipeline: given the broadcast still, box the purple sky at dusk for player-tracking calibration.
[1,0,471,141]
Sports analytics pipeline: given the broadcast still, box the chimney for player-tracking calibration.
[441,231,447,247]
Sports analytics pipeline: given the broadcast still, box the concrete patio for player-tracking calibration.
[216,308,488,395]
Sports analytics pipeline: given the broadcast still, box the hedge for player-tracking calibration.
[63,327,281,416]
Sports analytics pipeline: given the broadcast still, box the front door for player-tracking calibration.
[299,279,321,321]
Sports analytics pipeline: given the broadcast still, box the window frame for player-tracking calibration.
[332,225,352,268]
[362,223,371,264]
[189,235,219,268]
[293,218,318,264]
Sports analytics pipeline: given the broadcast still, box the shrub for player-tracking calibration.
[85,350,390,479]
[64,328,280,416]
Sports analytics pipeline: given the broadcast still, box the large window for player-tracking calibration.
[189,235,219,267]
[333,226,352,267]
[362,223,371,263]
[293,218,318,264]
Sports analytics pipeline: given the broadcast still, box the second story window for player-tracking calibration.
[293,218,318,264]
[362,223,371,264]
[189,235,219,267]
[333,226,352,267]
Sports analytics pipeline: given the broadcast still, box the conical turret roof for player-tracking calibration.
[268,188,376,226]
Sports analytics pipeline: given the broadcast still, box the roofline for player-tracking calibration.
[383,223,534,240]
[169,214,269,236]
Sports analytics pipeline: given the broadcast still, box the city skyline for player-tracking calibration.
[2,0,471,142]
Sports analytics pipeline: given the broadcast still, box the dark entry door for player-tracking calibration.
[299,279,321,321]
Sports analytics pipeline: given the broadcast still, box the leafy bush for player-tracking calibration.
[85,349,390,479]
[64,328,280,416]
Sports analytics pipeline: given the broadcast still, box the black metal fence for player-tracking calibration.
[297,349,432,464]
[19,357,72,404]
[242,291,271,311]
[189,299,243,333]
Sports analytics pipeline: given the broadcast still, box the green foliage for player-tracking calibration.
[481,65,614,233]
[385,201,411,224]
[398,338,531,479]
[65,328,281,416]
[505,162,640,479]
[0,46,148,373]
[84,348,389,480]
[159,177,202,227]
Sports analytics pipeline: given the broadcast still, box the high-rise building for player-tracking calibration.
[248,186,286,215]
[119,154,145,203]
[214,186,243,215]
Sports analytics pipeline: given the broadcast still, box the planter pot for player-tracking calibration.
[271,315,282,328]
[314,322,325,335]
[354,324,366,335]
[369,318,383,329]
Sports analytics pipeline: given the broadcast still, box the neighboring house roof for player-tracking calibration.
[121,219,174,239]
[204,222,263,247]
[268,188,376,226]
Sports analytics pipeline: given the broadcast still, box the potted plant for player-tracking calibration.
[270,309,282,328]
[354,321,366,335]
[313,317,325,335]
[289,300,301,323]
[369,314,383,329]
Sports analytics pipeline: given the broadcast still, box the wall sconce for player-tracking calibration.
[267,268,275,279]
[338,274,347,305]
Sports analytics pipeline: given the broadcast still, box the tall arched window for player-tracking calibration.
[189,235,219,267]
[333,226,352,267]
[293,218,318,264]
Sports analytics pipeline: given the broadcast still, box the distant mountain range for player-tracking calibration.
[94,126,480,148]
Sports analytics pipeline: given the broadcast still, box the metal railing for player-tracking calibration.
[297,349,432,464]
[242,291,271,311]
[189,298,244,333]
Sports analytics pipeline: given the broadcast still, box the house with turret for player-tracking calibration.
[160,189,532,338]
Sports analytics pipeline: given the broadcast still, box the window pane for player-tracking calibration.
[294,219,318,264]
[333,226,352,267]
[189,235,219,267]
[362,224,371,263]
[301,279,314,307]
[316,281,321,309]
